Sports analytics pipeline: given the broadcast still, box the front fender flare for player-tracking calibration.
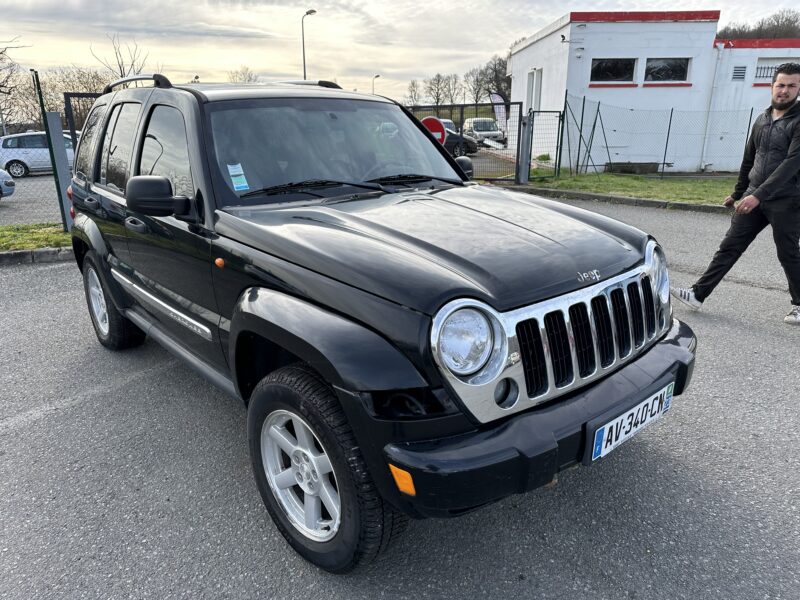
[230,287,427,394]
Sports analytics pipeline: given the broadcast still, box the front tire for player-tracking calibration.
[82,252,145,350]
[453,143,465,157]
[248,364,407,573]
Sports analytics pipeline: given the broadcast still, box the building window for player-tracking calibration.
[590,58,636,82]
[645,58,689,82]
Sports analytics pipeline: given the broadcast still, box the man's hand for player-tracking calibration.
[735,194,761,214]
[723,195,736,207]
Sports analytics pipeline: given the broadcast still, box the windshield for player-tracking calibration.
[473,120,498,132]
[206,97,461,207]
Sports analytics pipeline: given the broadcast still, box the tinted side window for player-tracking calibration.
[106,103,141,192]
[139,105,194,198]
[74,105,107,181]
[2,137,18,149]
[23,135,47,149]
[98,105,121,186]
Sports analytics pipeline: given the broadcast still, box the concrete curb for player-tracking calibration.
[0,246,74,267]
[500,185,732,215]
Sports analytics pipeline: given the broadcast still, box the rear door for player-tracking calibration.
[22,134,49,170]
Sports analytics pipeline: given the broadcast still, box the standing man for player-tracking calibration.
[671,62,800,325]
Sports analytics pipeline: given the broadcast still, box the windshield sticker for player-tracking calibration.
[227,163,250,191]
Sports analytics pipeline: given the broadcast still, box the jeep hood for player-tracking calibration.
[216,185,648,315]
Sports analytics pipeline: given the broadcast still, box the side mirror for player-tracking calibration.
[126,175,189,216]
[454,156,473,180]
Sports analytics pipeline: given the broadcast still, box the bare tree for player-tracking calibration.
[228,65,259,84]
[423,73,447,106]
[444,73,462,105]
[462,68,485,105]
[718,9,800,38]
[480,55,511,102]
[3,66,110,131]
[0,38,24,134]
[90,34,150,78]
[404,79,421,106]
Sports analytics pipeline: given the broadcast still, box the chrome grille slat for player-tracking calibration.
[642,275,657,338]
[585,301,603,375]
[591,295,615,368]
[622,285,636,352]
[538,319,556,396]
[544,311,573,388]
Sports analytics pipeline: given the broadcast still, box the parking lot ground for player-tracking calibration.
[0,175,63,226]
[1,200,798,599]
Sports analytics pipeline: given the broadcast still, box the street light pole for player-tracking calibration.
[372,74,380,94]
[302,9,316,80]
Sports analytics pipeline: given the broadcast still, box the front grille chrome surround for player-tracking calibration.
[430,241,671,424]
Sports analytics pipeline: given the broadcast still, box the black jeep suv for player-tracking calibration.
[70,74,696,573]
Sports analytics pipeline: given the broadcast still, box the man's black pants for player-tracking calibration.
[693,200,800,305]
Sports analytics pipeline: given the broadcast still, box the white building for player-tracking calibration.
[508,11,800,172]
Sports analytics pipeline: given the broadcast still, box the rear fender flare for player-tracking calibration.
[230,287,427,394]
[71,214,127,310]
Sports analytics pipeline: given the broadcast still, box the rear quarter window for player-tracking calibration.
[73,105,107,181]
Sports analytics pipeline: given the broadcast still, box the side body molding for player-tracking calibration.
[229,287,427,393]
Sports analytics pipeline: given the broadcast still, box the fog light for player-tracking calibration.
[493,378,519,409]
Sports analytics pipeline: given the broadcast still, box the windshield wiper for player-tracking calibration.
[365,173,463,186]
[239,179,388,200]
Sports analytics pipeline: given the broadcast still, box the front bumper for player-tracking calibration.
[382,318,696,518]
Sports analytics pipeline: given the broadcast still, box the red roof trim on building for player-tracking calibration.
[642,83,693,88]
[571,11,720,23]
[714,38,800,48]
[588,83,639,88]
[752,83,772,87]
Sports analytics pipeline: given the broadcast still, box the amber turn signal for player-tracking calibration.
[214,258,225,268]
[388,464,416,496]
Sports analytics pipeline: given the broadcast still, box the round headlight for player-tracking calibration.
[438,308,494,376]
[652,245,670,305]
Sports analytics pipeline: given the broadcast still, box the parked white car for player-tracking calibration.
[463,118,506,145]
[0,131,75,177]
[0,168,15,198]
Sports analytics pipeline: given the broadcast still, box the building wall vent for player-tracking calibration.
[732,66,747,80]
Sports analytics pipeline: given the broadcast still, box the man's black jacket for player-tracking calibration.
[733,100,800,204]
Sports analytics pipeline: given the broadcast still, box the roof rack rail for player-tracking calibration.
[103,73,173,95]
[276,80,342,89]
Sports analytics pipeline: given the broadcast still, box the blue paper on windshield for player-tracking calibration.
[227,163,250,191]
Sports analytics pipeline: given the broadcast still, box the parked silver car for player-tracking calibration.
[463,118,506,145]
[0,168,15,198]
[0,131,74,177]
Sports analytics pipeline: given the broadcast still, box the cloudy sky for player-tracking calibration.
[2,0,796,99]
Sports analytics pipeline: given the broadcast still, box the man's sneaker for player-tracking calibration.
[784,305,800,325]
[670,287,702,310]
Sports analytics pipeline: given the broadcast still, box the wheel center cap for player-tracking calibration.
[292,451,317,494]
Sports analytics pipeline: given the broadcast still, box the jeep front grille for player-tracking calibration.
[430,247,671,424]
[516,276,658,399]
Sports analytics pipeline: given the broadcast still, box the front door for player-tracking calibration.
[122,102,226,370]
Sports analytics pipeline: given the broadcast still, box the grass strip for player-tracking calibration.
[533,173,737,205]
[0,223,71,251]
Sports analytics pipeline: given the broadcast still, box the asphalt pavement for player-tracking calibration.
[1,199,798,599]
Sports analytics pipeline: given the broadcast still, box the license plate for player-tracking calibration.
[591,382,674,461]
